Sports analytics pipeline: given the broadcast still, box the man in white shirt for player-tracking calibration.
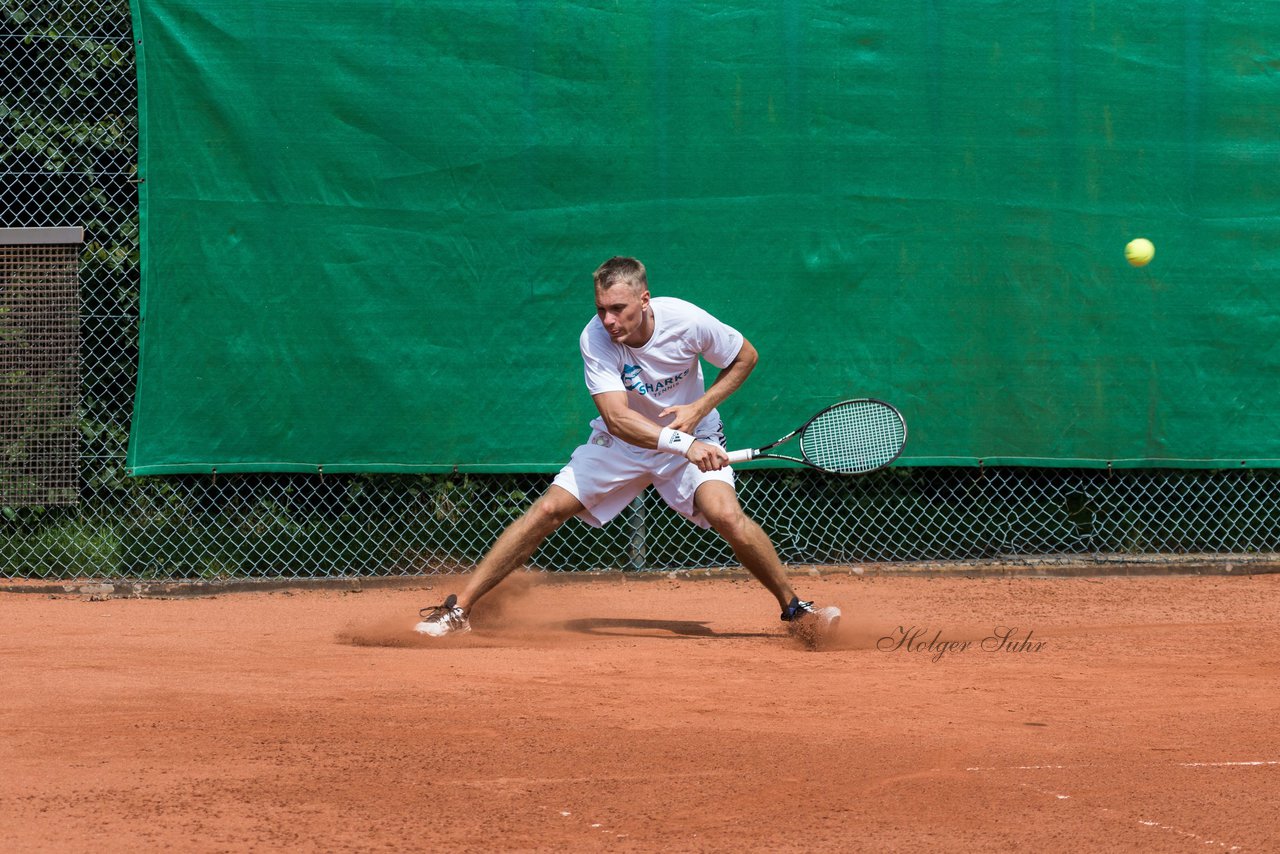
[417,256,840,646]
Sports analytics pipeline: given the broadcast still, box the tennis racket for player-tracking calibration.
[725,399,907,475]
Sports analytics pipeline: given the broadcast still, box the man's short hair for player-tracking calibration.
[594,256,647,294]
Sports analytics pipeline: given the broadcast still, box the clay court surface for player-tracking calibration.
[3,570,1278,852]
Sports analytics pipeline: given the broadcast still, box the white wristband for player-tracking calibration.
[657,427,697,457]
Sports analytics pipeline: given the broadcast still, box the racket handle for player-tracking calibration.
[725,448,756,464]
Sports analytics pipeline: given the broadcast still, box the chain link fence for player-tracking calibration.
[3,2,1278,580]
[0,228,82,507]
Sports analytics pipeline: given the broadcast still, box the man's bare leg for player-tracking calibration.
[694,480,840,647]
[693,481,795,608]
[455,485,585,612]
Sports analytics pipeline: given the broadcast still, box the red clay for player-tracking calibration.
[3,571,1278,852]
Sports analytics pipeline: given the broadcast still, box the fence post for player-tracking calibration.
[627,495,647,571]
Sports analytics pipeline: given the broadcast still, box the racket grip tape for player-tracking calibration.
[725,448,756,464]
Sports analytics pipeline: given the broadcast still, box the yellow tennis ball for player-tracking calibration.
[1125,238,1155,267]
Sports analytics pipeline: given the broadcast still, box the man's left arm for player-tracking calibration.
[660,338,759,434]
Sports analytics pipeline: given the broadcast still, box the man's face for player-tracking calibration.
[595,283,651,346]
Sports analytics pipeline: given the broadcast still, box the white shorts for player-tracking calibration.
[551,427,735,530]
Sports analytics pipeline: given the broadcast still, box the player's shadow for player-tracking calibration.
[560,617,772,640]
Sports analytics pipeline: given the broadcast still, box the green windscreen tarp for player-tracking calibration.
[127,1,1280,475]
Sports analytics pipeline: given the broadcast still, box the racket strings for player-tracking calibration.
[800,402,905,474]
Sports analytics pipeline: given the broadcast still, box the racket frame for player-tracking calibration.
[726,398,907,475]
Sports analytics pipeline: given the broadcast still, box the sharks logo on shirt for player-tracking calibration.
[621,363,690,398]
[621,364,645,394]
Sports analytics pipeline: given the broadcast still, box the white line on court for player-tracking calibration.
[967,761,1266,851]
[1133,818,1241,851]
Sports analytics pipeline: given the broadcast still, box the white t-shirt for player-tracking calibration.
[580,296,744,436]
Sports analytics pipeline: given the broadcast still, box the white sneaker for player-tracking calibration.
[414,593,471,637]
[782,597,841,649]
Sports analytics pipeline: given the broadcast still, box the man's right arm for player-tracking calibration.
[592,391,729,471]
[592,391,661,449]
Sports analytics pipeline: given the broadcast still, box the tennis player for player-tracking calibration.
[416,256,840,645]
